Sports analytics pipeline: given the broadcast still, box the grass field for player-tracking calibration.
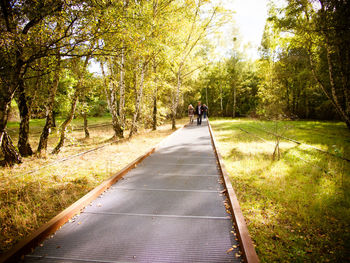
[0,116,187,254]
[210,118,350,263]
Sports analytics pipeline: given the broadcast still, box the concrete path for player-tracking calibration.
[24,120,241,263]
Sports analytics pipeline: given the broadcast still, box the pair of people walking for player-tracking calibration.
[188,102,208,125]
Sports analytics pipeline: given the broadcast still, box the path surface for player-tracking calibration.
[24,120,241,263]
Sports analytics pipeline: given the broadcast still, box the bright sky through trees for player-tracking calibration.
[212,0,269,59]
[88,0,270,73]
[231,0,269,58]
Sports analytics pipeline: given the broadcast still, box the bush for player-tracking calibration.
[90,100,108,117]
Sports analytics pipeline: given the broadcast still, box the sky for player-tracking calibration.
[212,0,270,60]
[232,0,270,58]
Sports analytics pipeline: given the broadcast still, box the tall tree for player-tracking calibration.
[52,54,91,154]
[0,0,98,165]
[272,0,350,127]
[100,58,124,139]
[37,51,61,155]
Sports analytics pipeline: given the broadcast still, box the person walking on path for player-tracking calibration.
[203,104,208,119]
[188,104,195,124]
[196,101,204,125]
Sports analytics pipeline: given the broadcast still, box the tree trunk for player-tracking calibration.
[152,62,157,131]
[129,62,146,138]
[172,70,181,130]
[83,111,90,138]
[119,46,126,130]
[0,87,22,166]
[101,60,124,139]
[232,86,236,118]
[52,90,79,154]
[0,59,24,166]
[220,85,223,116]
[1,131,22,166]
[326,45,350,128]
[52,55,91,154]
[110,78,124,139]
[308,46,350,129]
[37,53,60,155]
[16,80,33,157]
[286,81,290,113]
[153,87,157,131]
[52,111,56,128]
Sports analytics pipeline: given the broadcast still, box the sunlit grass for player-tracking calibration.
[0,117,188,254]
[211,117,350,263]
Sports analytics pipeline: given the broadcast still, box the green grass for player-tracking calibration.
[210,118,350,263]
[6,114,113,132]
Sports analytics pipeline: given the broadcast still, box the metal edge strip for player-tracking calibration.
[0,125,187,263]
[207,119,260,263]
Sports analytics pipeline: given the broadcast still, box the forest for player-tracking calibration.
[1,0,349,262]
[0,0,349,166]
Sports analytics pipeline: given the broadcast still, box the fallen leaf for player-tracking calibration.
[226,248,233,253]
[235,253,241,258]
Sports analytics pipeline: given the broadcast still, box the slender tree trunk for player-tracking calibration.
[110,80,123,139]
[292,88,296,115]
[205,86,209,117]
[220,85,223,116]
[232,86,236,118]
[52,112,56,128]
[37,54,60,155]
[101,60,123,139]
[52,90,79,154]
[308,47,350,128]
[286,81,290,113]
[326,46,350,128]
[119,46,126,130]
[16,80,33,156]
[52,55,91,154]
[337,46,350,116]
[152,62,157,131]
[130,62,146,138]
[153,87,157,131]
[172,70,181,130]
[83,111,89,138]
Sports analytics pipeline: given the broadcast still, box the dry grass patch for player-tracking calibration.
[0,118,187,254]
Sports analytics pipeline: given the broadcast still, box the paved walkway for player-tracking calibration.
[24,120,241,263]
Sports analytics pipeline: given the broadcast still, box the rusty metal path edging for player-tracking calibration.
[207,119,260,263]
[0,125,186,263]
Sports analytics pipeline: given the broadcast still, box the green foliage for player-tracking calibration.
[197,56,260,117]
[260,0,350,125]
